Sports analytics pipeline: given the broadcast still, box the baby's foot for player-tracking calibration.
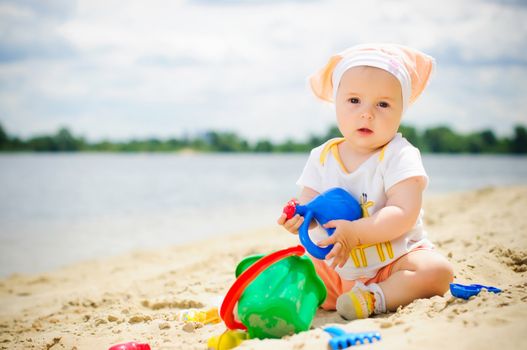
[336,282,375,320]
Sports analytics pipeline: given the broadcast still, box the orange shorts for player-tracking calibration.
[312,246,432,310]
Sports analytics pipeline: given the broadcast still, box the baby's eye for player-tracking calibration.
[348,98,360,104]
[378,101,390,108]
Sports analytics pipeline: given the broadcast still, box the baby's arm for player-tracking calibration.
[353,175,426,244]
[277,186,320,234]
[319,176,426,268]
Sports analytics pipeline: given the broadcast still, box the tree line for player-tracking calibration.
[0,122,526,154]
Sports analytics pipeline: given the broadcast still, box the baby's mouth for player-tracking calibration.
[357,128,373,134]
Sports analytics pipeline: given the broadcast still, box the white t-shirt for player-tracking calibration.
[296,133,432,280]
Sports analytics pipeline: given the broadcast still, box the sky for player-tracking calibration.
[0,0,526,142]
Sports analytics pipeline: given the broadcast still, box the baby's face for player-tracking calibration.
[335,66,403,154]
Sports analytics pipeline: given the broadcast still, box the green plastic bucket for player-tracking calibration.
[234,250,326,339]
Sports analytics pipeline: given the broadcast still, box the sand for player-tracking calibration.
[1,186,526,350]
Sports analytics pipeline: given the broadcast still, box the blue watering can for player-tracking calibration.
[282,188,362,260]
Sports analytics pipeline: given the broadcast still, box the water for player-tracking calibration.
[1,153,526,277]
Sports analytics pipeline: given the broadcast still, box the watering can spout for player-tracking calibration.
[294,204,308,216]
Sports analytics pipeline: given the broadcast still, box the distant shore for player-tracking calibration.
[2,122,526,154]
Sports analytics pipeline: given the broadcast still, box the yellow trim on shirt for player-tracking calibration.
[349,241,395,268]
[319,138,347,173]
[376,244,386,262]
[319,138,388,175]
[350,249,361,267]
[385,241,394,259]
[378,144,387,161]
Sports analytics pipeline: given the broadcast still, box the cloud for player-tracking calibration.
[0,0,77,62]
[0,0,526,141]
[407,64,527,135]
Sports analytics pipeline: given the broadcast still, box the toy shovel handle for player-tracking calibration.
[298,210,332,260]
[220,245,306,331]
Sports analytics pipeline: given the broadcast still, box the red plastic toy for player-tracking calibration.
[108,342,151,350]
[283,199,299,219]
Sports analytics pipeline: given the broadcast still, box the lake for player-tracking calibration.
[1,153,526,277]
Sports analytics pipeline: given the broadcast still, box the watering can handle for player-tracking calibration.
[298,210,333,260]
[220,245,306,331]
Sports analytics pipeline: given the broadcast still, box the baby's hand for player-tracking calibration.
[317,220,361,269]
[277,213,304,235]
[277,198,303,234]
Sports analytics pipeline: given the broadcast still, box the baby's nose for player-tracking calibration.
[360,111,374,119]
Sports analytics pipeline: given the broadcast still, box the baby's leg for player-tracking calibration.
[310,257,355,310]
[378,249,453,311]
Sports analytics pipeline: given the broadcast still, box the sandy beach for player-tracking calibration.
[1,186,526,350]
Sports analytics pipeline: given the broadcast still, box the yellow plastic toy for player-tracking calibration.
[207,330,249,350]
[175,307,220,324]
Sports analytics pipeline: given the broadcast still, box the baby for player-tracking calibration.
[277,44,453,320]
